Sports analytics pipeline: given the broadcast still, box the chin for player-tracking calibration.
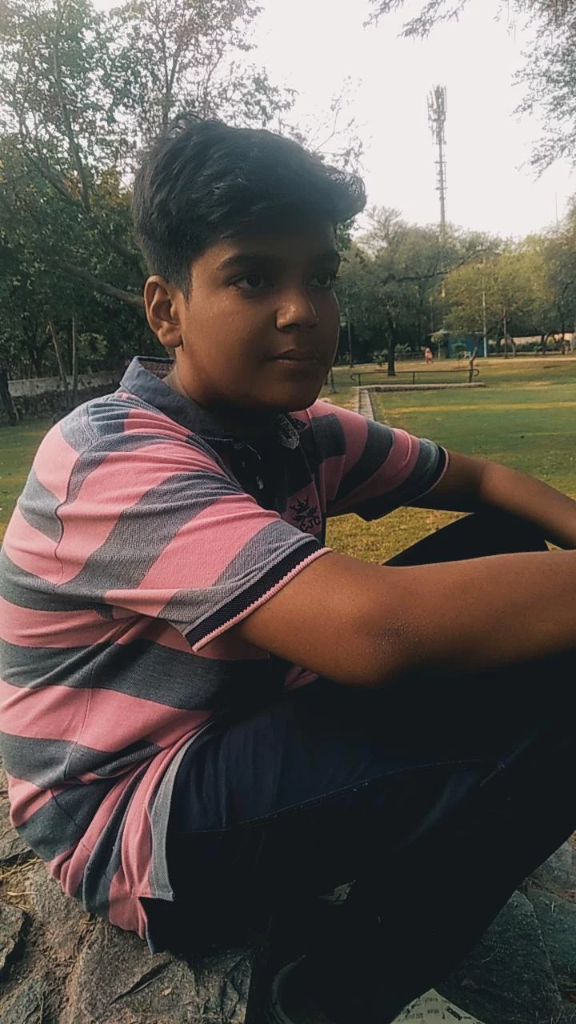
[276,383,324,413]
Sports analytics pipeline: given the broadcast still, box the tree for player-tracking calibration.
[337,207,489,373]
[0,0,294,327]
[444,240,558,353]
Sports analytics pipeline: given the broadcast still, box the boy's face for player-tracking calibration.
[144,220,341,419]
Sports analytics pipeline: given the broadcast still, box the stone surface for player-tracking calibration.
[0,902,26,975]
[438,891,562,1024]
[526,889,576,994]
[0,792,28,862]
[0,975,49,1024]
[24,861,91,963]
[528,837,576,897]
[62,920,251,1024]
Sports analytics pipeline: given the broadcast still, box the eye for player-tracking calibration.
[233,274,270,291]
[310,271,339,290]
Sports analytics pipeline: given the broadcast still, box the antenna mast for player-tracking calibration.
[428,85,447,244]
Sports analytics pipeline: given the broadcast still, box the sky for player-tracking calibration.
[242,0,575,239]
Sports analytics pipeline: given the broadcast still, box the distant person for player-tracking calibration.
[2,117,576,1024]
[424,345,434,364]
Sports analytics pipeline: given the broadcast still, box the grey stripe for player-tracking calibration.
[148,739,195,897]
[16,777,116,862]
[0,638,273,710]
[65,470,241,599]
[0,549,99,613]
[306,413,347,461]
[330,419,395,508]
[18,469,63,543]
[80,768,146,914]
[352,439,444,521]
[58,401,97,453]
[0,730,159,785]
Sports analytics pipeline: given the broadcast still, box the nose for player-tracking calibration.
[276,289,319,332]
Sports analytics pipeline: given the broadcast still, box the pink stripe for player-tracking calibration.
[33,425,79,504]
[333,429,420,513]
[0,597,116,649]
[56,441,226,585]
[0,678,209,751]
[6,774,55,826]
[106,497,281,617]
[2,508,61,583]
[114,617,191,652]
[193,547,331,652]
[49,843,89,897]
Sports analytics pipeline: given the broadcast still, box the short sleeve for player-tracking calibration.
[5,421,329,653]
[305,402,447,521]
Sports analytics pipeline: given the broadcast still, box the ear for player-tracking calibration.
[143,276,183,350]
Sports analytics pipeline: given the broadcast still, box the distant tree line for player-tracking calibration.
[337,204,576,373]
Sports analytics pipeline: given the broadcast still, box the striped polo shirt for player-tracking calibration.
[0,356,446,946]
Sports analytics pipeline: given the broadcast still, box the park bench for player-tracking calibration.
[350,367,481,387]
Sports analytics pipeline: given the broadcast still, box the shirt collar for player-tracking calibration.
[120,356,303,450]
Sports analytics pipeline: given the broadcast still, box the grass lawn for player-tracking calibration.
[324,356,576,562]
[0,419,52,542]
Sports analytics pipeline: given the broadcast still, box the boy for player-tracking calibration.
[1,116,576,1024]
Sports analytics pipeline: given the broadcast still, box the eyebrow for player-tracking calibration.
[216,249,341,273]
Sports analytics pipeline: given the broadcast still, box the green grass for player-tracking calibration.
[0,419,52,541]
[325,356,576,562]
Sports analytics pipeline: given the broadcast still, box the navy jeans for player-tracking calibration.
[149,512,576,1022]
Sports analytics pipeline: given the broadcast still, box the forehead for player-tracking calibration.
[199,220,338,270]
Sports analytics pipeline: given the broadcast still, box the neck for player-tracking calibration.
[164,368,280,443]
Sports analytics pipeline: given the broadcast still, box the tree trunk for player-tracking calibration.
[387,340,397,377]
[48,319,70,407]
[0,365,18,425]
[503,311,508,358]
[71,317,79,407]
[468,346,478,383]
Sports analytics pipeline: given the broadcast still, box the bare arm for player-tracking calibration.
[232,546,576,689]
[412,450,576,549]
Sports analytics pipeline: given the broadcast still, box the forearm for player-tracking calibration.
[418,451,576,549]
[377,549,576,681]
[475,460,576,549]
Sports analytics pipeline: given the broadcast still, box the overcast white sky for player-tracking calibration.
[96,0,576,238]
[246,0,575,239]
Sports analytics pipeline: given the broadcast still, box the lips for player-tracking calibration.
[272,350,320,362]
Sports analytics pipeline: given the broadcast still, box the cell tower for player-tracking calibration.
[428,85,447,244]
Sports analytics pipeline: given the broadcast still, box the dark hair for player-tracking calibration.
[132,115,366,295]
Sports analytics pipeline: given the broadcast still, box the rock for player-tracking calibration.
[0,793,28,862]
[62,917,252,1024]
[0,902,26,975]
[0,975,48,1024]
[24,861,91,963]
[526,890,576,994]
[437,892,562,1024]
[528,838,576,897]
